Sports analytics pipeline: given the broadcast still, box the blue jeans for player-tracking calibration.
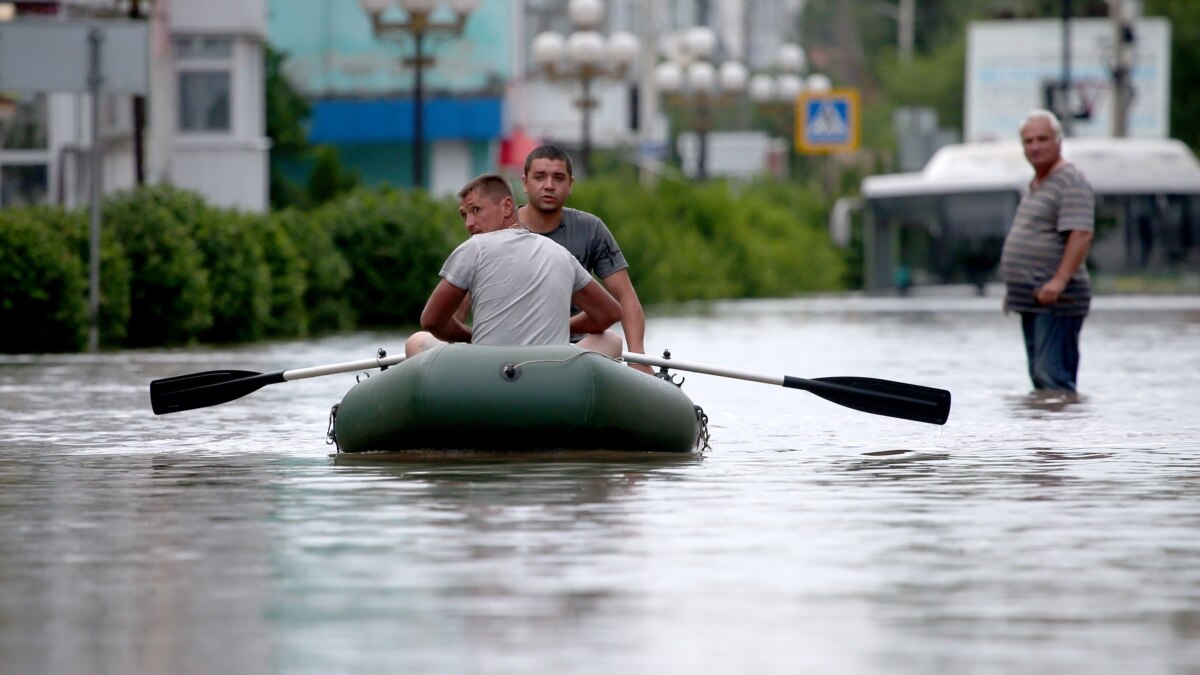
[1020,312,1085,392]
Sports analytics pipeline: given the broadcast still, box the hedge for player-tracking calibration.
[0,179,845,353]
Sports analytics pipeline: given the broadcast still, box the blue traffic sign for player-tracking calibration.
[796,89,859,154]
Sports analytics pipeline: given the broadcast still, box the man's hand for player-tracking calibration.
[627,357,654,376]
[1035,278,1067,305]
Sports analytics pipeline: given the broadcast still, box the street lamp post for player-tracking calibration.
[747,43,818,178]
[360,0,479,188]
[530,0,638,177]
[654,26,746,180]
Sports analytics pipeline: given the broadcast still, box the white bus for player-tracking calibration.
[832,138,1200,293]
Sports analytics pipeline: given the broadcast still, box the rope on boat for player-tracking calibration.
[695,405,711,450]
[504,348,600,377]
[327,403,340,452]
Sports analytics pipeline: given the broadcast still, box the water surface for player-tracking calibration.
[2,293,1199,674]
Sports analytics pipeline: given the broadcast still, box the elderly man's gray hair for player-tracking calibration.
[1020,109,1064,142]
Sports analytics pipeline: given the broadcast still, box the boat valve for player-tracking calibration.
[500,362,522,381]
[378,347,389,371]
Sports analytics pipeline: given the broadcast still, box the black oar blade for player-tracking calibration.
[151,370,282,415]
[785,375,952,425]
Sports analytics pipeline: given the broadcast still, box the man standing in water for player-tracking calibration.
[518,145,654,374]
[405,173,622,357]
[999,109,1095,393]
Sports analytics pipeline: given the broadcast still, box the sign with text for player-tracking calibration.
[796,89,860,154]
[965,18,1169,141]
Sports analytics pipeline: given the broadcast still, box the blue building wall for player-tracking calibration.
[268,0,512,97]
[310,98,502,142]
[267,0,511,189]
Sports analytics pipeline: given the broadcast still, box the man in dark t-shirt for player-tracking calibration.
[517,145,653,374]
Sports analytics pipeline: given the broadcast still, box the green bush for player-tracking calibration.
[0,175,848,354]
[567,177,737,303]
[249,211,309,338]
[735,179,846,295]
[569,177,844,304]
[53,207,133,348]
[0,209,88,352]
[307,145,360,205]
[103,185,213,347]
[193,209,273,343]
[316,186,464,327]
[272,207,354,333]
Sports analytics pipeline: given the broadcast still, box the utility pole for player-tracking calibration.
[1061,0,1073,136]
[898,0,914,64]
[87,28,104,352]
[1110,0,1135,137]
[129,0,145,185]
[872,0,915,63]
[637,0,660,185]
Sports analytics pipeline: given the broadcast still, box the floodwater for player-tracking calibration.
[2,292,1199,674]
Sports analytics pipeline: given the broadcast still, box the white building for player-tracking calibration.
[0,0,269,211]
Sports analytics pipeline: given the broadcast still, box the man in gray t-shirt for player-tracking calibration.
[998,110,1094,393]
[404,174,621,358]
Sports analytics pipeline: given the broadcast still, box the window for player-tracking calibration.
[0,93,49,207]
[175,36,233,133]
[1,163,48,207]
[179,71,231,131]
[0,93,48,150]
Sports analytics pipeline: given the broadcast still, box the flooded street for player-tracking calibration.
[2,292,1199,674]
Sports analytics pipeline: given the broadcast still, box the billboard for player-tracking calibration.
[965,18,1170,141]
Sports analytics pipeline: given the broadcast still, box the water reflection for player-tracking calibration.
[1006,390,1086,415]
[329,451,702,508]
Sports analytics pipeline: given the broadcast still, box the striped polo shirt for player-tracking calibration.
[999,163,1094,316]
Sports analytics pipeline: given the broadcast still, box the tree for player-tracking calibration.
[1144,0,1200,151]
[265,45,360,209]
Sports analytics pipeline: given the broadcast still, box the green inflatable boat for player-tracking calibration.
[329,344,706,454]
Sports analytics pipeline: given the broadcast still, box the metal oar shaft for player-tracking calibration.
[283,354,408,381]
[622,353,783,385]
[622,352,951,425]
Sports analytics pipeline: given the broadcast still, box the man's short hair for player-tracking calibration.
[458,173,514,202]
[1021,109,1064,142]
[523,144,574,177]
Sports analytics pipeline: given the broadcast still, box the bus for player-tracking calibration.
[831,138,1200,293]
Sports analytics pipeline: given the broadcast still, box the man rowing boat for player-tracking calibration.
[404,173,623,358]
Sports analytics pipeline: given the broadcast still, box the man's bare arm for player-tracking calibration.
[420,280,472,342]
[601,269,646,354]
[1036,229,1094,304]
[569,281,622,335]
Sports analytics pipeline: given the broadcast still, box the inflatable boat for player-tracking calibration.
[329,344,706,454]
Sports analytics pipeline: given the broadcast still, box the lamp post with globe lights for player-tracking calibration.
[746,43,816,178]
[654,26,747,180]
[747,43,807,112]
[530,0,638,177]
[359,0,479,188]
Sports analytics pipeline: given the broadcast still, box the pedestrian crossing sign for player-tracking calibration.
[796,89,860,154]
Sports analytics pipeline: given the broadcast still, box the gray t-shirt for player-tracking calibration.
[539,208,628,279]
[440,227,594,346]
[999,163,1094,315]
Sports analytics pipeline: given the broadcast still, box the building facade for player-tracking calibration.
[0,0,270,211]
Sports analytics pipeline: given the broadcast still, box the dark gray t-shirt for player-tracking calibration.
[538,208,628,280]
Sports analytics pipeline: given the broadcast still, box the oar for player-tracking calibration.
[622,352,951,425]
[151,353,407,415]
